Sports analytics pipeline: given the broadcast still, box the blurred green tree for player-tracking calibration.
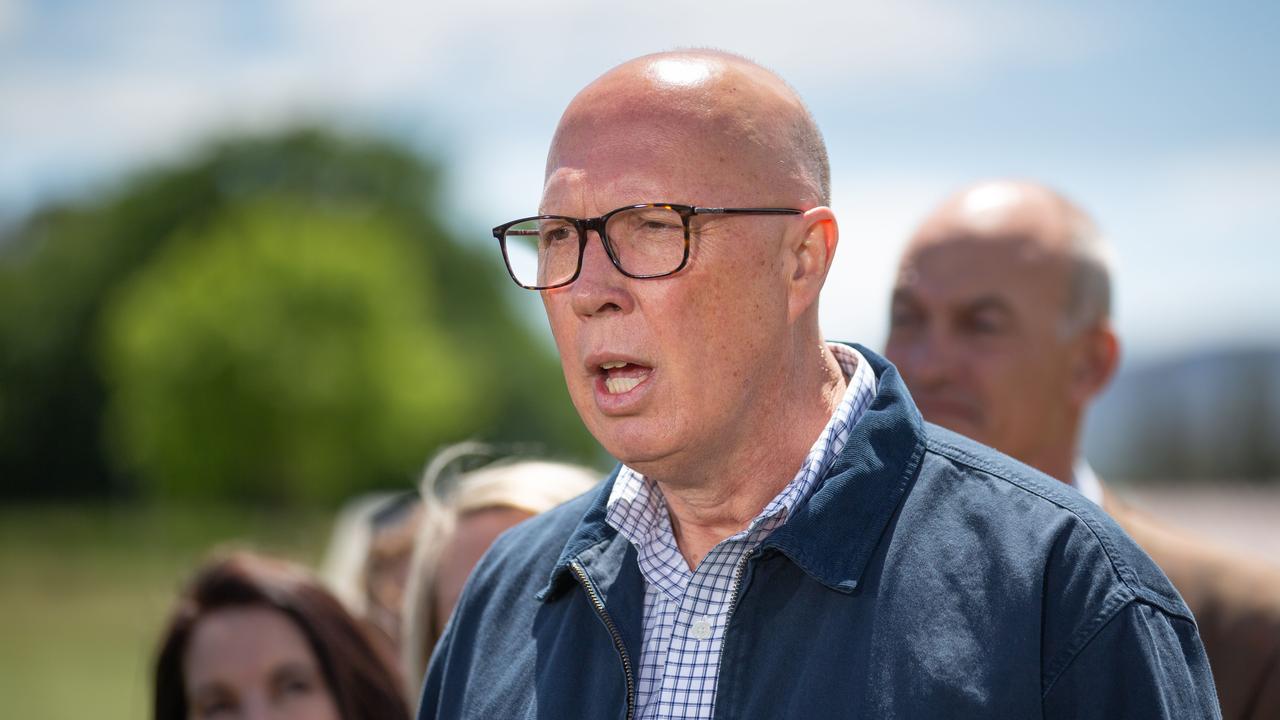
[101,199,479,503]
[0,128,598,501]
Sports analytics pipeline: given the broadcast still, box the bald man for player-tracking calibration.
[886,179,1280,719]
[419,55,1219,718]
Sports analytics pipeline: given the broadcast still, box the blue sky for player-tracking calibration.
[2,0,1277,363]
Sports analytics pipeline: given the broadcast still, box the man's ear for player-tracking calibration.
[1070,322,1120,405]
[787,207,838,323]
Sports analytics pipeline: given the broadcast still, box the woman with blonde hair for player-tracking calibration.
[399,443,599,690]
[320,442,600,696]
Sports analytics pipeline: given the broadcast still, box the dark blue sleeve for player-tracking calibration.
[1043,601,1221,719]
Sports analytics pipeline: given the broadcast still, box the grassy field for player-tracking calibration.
[0,503,333,720]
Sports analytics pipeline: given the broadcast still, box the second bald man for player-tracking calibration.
[887,179,1280,719]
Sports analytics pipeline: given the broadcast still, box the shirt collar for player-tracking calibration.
[539,343,927,601]
[1072,458,1105,506]
[604,343,878,565]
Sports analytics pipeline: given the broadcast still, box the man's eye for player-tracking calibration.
[964,313,1007,335]
[625,211,683,235]
[889,307,923,329]
[540,226,575,245]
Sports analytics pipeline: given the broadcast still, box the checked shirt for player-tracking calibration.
[605,343,878,720]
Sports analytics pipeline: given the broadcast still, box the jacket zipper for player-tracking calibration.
[710,550,754,716]
[570,560,636,720]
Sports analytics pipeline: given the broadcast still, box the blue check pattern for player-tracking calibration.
[605,344,877,719]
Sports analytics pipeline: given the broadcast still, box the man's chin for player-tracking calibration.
[592,419,680,473]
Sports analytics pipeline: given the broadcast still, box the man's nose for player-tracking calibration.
[569,230,634,318]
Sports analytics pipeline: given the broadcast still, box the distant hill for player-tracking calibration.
[1083,346,1280,484]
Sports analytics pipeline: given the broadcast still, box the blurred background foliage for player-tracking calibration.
[0,126,599,504]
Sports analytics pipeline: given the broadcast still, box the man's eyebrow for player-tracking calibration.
[889,287,919,304]
[962,295,1015,315]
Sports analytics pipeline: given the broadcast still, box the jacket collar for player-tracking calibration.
[538,343,927,600]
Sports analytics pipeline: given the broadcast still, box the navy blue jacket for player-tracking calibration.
[419,346,1220,719]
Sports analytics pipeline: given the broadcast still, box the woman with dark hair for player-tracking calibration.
[154,552,409,720]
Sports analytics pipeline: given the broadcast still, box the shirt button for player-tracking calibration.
[690,617,713,640]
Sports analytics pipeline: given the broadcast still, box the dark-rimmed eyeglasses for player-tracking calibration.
[492,203,803,290]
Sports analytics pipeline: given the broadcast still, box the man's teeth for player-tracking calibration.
[604,376,642,394]
[599,360,647,394]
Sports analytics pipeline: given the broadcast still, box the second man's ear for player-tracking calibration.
[1071,323,1120,403]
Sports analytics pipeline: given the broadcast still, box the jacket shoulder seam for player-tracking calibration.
[1040,598,1201,699]
[923,436,1188,619]
[1040,590,1136,696]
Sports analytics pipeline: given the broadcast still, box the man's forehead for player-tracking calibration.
[547,93,765,174]
[540,167,676,214]
[897,235,1071,303]
[893,279,1018,312]
[547,114,696,169]
[907,228,1063,270]
[541,114,769,211]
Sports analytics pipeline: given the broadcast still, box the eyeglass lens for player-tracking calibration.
[502,206,686,288]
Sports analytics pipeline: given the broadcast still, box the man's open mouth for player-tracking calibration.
[599,361,653,395]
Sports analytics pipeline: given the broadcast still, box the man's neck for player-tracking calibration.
[1027,428,1080,488]
[1041,457,1075,486]
[652,342,848,569]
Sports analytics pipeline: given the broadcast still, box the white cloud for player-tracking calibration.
[0,0,1114,214]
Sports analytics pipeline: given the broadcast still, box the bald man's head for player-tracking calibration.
[547,50,830,207]
[885,180,1120,484]
[532,51,843,481]
[910,181,1112,335]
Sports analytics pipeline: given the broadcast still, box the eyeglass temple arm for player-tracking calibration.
[692,207,804,215]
